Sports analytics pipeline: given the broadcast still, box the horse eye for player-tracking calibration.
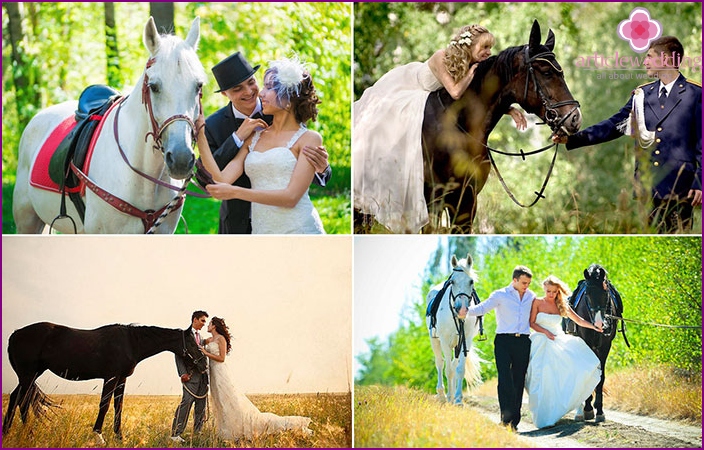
[196,82,203,93]
[149,82,160,94]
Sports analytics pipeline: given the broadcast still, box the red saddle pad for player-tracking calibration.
[29,101,119,194]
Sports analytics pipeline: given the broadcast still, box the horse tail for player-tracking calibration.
[7,327,57,418]
[463,345,483,389]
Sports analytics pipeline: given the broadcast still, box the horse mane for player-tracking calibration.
[147,33,206,83]
[469,45,524,92]
[454,259,478,282]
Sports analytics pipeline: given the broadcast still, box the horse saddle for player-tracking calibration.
[49,85,120,188]
[426,279,452,332]
[47,85,120,220]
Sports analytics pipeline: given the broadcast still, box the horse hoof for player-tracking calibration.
[595,414,605,423]
[93,432,106,445]
[584,410,595,420]
[574,414,585,422]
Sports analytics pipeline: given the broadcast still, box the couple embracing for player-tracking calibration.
[171,311,311,442]
[464,266,603,430]
[196,52,332,234]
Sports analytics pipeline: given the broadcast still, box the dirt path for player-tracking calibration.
[467,395,702,448]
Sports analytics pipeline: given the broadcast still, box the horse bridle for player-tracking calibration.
[142,57,202,155]
[181,329,207,374]
[522,47,581,135]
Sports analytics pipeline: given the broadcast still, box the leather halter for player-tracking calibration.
[522,46,581,134]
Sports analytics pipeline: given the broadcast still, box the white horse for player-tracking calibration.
[13,16,206,233]
[426,253,482,405]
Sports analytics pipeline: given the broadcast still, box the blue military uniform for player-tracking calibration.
[566,74,701,231]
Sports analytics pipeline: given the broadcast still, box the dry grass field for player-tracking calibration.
[1,392,351,448]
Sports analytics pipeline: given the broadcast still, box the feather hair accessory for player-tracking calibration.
[268,57,307,103]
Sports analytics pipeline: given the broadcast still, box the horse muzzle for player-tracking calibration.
[548,103,582,137]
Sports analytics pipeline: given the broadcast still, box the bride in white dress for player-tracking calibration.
[197,57,325,234]
[201,317,312,440]
[525,275,603,429]
[353,24,526,233]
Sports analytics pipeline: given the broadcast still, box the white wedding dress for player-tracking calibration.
[525,312,602,429]
[245,125,325,234]
[206,342,312,440]
[353,61,442,233]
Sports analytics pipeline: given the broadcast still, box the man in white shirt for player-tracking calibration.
[465,266,536,431]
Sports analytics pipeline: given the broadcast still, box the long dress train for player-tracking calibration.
[206,341,312,440]
[525,312,601,429]
[353,61,443,233]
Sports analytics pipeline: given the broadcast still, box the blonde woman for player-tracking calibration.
[525,275,602,429]
[353,25,526,233]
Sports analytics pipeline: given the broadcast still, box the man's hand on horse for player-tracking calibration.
[551,133,569,144]
[180,373,191,383]
[302,144,330,174]
[688,189,702,207]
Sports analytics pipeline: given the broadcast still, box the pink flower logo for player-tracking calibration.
[618,7,662,53]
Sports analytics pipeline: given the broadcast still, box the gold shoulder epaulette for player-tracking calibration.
[635,80,656,89]
[686,78,702,87]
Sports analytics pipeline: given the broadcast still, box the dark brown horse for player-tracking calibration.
[566,264,626,423]
[420,20,582,233]
[354,20,581,234]
[2,322,207,442]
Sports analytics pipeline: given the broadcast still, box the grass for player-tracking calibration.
[354,385,528,448]
[2,167,351,234]
[1,392,351,448]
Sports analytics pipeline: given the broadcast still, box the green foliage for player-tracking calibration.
[355,3,702,233]
[2,2,350,233]
[356,236,702,390]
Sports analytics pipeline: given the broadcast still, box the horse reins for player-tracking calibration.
[181,331,208,399]
[440,46,581,208]
[446,268,485,357]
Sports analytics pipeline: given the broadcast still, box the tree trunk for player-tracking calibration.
[3,2,40,129]
[104,2,121,87]
[149,2,174,34]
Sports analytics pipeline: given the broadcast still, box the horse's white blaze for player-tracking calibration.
[594,310,603,330]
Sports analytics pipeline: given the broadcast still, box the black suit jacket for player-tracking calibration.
[204,102,332,234]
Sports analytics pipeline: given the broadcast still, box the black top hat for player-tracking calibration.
[211,52,260,93]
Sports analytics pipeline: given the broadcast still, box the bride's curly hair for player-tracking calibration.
[444,24,494,83]
[543,275,572,317]
[211,317,232,354]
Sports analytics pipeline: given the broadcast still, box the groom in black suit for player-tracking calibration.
[171,311,209,442]
[197,52,332,233]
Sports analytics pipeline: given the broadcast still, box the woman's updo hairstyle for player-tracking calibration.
[444,24,494,82]
[265,57,321,124]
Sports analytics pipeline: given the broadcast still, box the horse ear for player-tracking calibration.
[545,29,555,51]
[528,19,541,51]
[584,268,590,280]
[186,17,200,50]
[451,255,458,268]
[466,253,473,268]
[144,16,161,57]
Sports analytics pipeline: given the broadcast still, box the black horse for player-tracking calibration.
[566,264,626,422]
[2,322,207,442]
[421,20,582,233]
